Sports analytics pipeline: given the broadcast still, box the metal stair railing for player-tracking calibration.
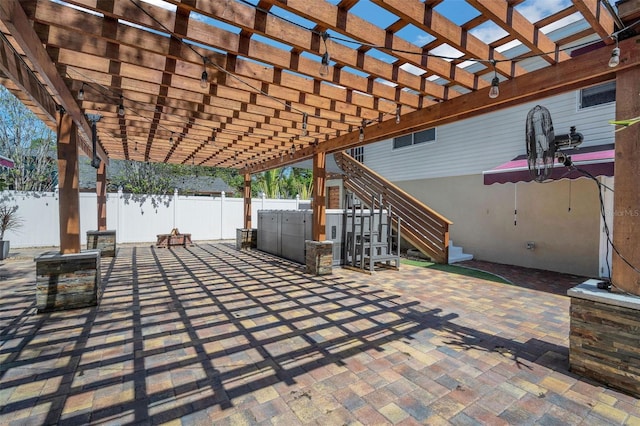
[335,151,452,263]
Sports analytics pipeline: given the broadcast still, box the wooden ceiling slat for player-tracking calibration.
[258,0,484,91]
[0,0,108,163]
[371,0,525,78]
[0,0,626,170]
[466,0,570,65]
[572,0,615,44]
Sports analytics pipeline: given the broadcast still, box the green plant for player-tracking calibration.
[0,204,22,240]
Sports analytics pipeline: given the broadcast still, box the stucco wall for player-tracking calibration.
[397,174,601,277]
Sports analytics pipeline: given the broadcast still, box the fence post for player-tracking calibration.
[173,188,178,229]
[116,187,123,243]
[220,191,225,239]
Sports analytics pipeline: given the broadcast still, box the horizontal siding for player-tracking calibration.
[363,89,615,182]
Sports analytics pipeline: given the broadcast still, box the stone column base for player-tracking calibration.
[87,230,116,257]
[305,240,333,275]
[236,228,257,250]
[35,250,102,312]
[568,279,640,398]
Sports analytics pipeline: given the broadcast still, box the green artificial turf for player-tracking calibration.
[401,258,511,284]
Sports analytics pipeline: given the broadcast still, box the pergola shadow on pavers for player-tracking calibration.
[1,243,639,425]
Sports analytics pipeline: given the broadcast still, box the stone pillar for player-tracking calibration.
[236,228,257,250]
[305,240,333,275]
[568,280,640,398]
[87,230,116,257]
[35,250,101,312]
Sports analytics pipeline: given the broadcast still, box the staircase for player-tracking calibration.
[334,151,452,264]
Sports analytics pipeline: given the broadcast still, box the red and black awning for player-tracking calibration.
[483,144,614,185]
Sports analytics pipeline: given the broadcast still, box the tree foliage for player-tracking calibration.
[109,161,173,195]
[252,167,313,199]
[0,86,57,191]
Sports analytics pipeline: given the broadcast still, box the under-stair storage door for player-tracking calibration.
[281,211,306,264]
[257,211,281,256]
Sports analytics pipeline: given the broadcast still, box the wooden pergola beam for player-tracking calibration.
[572,0,616,43]
[370,0,526,78]
[466,0,571,65]
[259,0,485,92]
[0,0,108,165]
[0,32,57,124]
[247,34,640,174]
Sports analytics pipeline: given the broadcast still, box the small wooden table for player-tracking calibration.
[156,233,192,248]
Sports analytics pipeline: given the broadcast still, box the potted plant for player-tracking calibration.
[0,203,22,260]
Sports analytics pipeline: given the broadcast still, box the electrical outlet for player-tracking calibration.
[526,241,535,250]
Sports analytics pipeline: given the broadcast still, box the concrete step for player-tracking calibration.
[448,241,473,264]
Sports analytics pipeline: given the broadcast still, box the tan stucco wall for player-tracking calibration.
[398,175,601,277]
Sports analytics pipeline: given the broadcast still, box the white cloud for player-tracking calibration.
[399,63,426,76]
[140,0,177,11]
[428,44,464,61]
[516,0,572,23]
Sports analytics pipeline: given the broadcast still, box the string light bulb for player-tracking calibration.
[359,120,366,142]
[169,132,174,144]
[290,143,296,158]
[319,32,330,77]
[319,52,330,77]
[489,76,500,99]
[395,106,401,124]
[200,69,209,88]
[118,95,125,116]
[609,37,620,68]
[77,83,85,101]
[488,61,499,99]
[302,113,308,136]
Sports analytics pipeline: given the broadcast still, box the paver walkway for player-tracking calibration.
[1,242,638,425]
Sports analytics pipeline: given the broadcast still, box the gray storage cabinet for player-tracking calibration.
[257,210,343,265]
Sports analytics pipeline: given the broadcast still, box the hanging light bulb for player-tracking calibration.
[319,52,330,77]
[118,95,125,116]
[609,47,620,68]
[489,76,500,99]
[200,69,209,89]
[359,127,364,142]
[319,31,331,77]
[290,143,296,158]
[302,113,308,136]
[395,106,401,124]
[77,83,85,101]
[169,132,174,144]
[488,60,500,99]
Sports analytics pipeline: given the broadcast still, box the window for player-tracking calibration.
[350,146,364,162]
[393,127,436,149]
[580,81,615,109]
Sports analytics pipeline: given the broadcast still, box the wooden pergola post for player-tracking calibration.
[611,66,640,296]
[243,172,252,229]
[56,110,81,254]
[96,161,107,231]
[312,151,326,241]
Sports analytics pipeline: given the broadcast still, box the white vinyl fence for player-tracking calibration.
[1,190,305,248]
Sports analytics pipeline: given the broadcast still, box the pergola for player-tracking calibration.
[0,0,639,293]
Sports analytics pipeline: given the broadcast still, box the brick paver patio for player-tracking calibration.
[1,242,639,425]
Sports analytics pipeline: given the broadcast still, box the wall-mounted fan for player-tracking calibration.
[525,105,583,182]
